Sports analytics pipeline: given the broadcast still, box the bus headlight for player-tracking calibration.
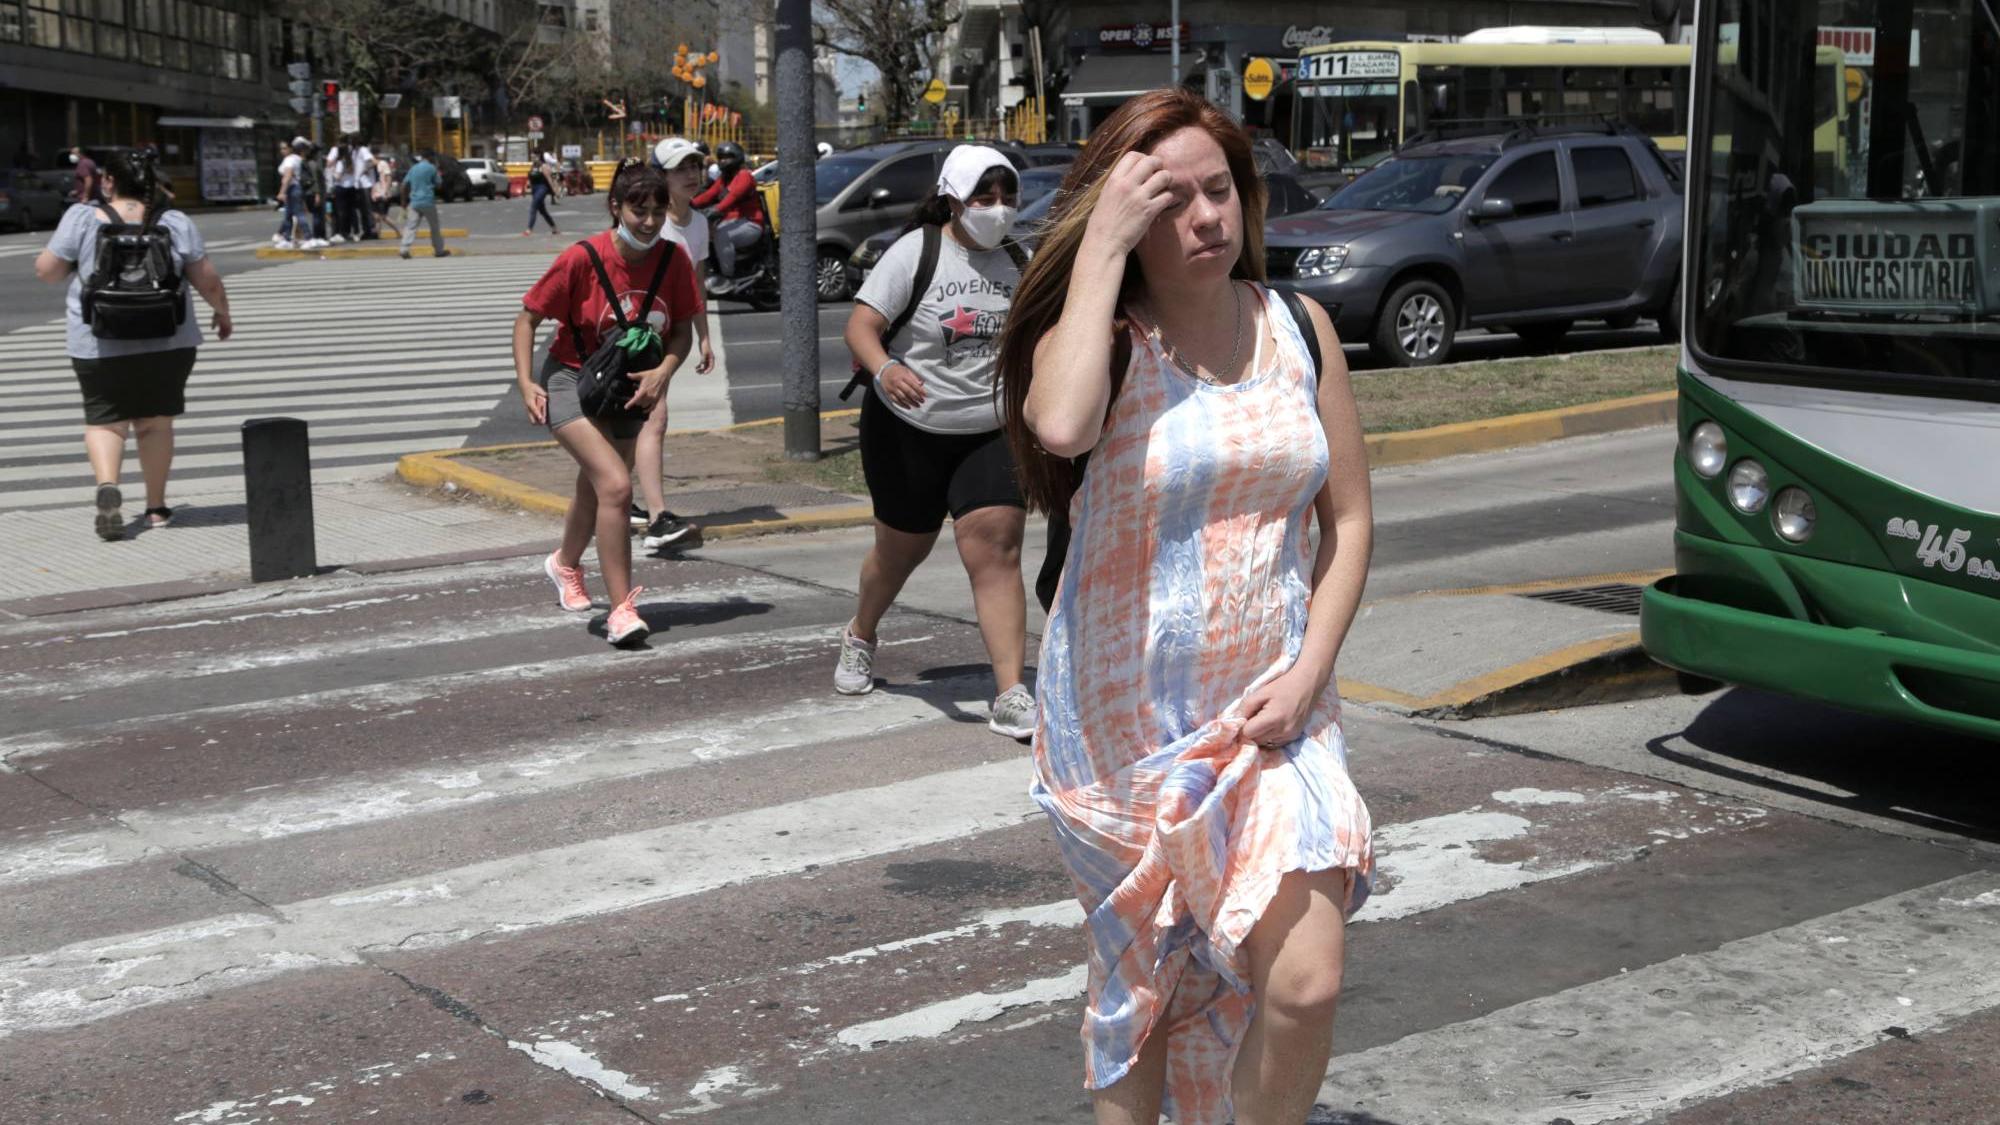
[1687,422,1727,478]
[1295,245,1349,278]
[1726,460,1769,513]
[1772,487,1817,542]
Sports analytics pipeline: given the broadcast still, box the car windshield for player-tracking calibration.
[1692,0,2000,394]
[815,155,876,205]
[1325,153,1496,213]
[1019,167,1069,207]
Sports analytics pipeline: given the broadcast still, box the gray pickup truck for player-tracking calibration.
[1264,124,1684,366]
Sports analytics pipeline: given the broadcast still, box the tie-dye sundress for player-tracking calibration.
[1031,282,1374,1125]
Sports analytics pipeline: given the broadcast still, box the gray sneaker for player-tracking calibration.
[988,684,1038,741]
[834,624,877,695]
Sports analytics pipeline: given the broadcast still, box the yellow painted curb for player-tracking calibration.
[256,239,470,261]
[1365,391,1676,468]
[1392,568,1675,601]
[1337,630,1668,720]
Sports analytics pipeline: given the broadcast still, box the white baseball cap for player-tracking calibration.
[653,137,704,171]
[937,144,1014,202]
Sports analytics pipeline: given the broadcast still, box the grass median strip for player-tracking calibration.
[436,346,1677,520]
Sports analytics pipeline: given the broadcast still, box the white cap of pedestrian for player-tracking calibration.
[291,135,310,148]
[652,137,703,171]
[937,144,1013,202]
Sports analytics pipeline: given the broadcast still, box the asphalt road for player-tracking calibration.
[4,425,1997,1122]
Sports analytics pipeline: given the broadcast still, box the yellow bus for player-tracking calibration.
[1291,30,1846,181]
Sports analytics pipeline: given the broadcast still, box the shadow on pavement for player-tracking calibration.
[1646,687,2000,843]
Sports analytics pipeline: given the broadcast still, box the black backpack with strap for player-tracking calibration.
[80,201,187,340]
[567,238,677,418]
[839,225,1031,401]
[1034,288,1327,613]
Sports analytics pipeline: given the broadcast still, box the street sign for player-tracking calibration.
[527,115,545,132]
[287,79,312,96]
[1242,57,1277,101]
[286,61,311,80]
[628,120,643,134]
[602,99,627,120]
[561,144,583,159]
[923,77,948,104]
[288,97,310,115]
[1846,66,1865,104]
[432,96,462,119]
[379,93,402,110]
[338,90,361,135]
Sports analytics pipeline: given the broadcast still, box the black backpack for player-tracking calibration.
[566,238,676,418]
[80,202,187,341]
[839,225,1031,400]
[1035,288,1326,613]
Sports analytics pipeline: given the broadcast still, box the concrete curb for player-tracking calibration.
[1337,569,1679,720]
[1364,391,1676,467]
[396,408,874,541]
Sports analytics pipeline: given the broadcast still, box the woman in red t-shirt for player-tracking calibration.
[513,160,701,646]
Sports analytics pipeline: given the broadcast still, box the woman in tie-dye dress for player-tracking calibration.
[997,88,1375,1125]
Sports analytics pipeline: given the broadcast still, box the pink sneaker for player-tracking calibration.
[543,552,592,612]
[606,587,649,646]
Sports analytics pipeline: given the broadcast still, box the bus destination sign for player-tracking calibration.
[1301,51,1399,82]
[1792,200,1993,314]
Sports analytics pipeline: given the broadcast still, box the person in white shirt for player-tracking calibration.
[325,136,364,242]
[271,139,308,249]
[623,137,721,550]
[353,140,378,239]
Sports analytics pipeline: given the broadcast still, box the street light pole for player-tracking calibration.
[776,0,820,459]
[1170,0,1180,86]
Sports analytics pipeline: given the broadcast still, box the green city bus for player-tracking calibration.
[1640,0,2000,739]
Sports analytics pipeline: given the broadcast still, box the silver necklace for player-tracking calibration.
[1150,283,1243,386]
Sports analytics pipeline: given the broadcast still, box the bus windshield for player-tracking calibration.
[1693,0,2000,395]
[1299,81,1401,168]
[1326,153,1497,213]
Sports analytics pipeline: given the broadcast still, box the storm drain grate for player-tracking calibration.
[1518,583,1645,617]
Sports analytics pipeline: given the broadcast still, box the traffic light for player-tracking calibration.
[857,91,866,112]
[322,80,340,119]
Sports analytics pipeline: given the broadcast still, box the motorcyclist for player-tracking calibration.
[692,141,767,283]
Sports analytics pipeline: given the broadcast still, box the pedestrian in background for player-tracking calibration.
[353,137,379,239]
[998,87,1374,1125]
[835,144,1035,740]
[523,148,561,237]
[271,139,309,250]
[512,158,701,647]
[625,136,717,551]
[692,141,764,281]
[299,139,329,248]
[398,151,450,260]
[68,146,100,204]
[327,136,362,242]
[370,151,401,239]
[34,149,234,540]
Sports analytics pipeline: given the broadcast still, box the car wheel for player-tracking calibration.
[1371,279,1455,366]
[817,248,854,302]
[1513,320,1573,351]
[1657,278,1682,343]
[1604,313,1640,330]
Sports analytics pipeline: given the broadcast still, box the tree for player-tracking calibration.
[287,0,494,112]
[813,0,955,130]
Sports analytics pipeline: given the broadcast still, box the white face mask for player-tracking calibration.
[615,222,662,251]
[956,202,1016,250]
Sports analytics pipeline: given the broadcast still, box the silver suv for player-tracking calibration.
[1264,124,1684,366]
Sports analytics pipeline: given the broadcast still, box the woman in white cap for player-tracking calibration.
[835,144,1037,741]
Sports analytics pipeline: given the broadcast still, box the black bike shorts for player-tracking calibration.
[859,389,1024,535]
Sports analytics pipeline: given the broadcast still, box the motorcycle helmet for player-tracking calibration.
[716,141,746,172]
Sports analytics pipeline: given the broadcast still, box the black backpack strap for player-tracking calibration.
[840,225,941,401]
[1002,238,1030,271]
[577,239,628,329]
[1277,288,1323,376]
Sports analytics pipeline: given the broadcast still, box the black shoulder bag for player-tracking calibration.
[568,239,677,418]
[1034,288,1326,613]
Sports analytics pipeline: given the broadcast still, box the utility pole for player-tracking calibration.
[1170,0,1180,86]
[776,0,819,459]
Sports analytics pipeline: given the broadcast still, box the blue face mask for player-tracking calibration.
[615,222,661,251]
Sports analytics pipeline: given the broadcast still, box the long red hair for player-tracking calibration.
[996,87,1267,514]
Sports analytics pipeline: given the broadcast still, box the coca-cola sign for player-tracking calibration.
[1282,24,1340,50]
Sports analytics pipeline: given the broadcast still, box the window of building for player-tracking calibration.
[60,0,93,52]
[26,0,58,47]
[95,0,125,59]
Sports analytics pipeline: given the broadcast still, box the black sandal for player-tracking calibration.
[146,506,174,528]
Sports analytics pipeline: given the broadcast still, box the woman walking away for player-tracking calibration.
[626,136,719,551]
[836,144,1036,740]
[326,137,360,242]
[998,87,1375,1125]
[524,149,561,236]
[35,149,235,540]
[513,159,700,647]
[370,152,402,238]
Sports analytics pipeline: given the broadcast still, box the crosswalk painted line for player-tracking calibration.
[0,256,558,511]
[2,559,1995,1122]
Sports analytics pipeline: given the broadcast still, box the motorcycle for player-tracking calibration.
[701,207,780,312]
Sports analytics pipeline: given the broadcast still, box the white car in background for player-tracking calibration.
[458,158,503,196]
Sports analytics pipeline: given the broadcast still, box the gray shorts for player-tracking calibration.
[541,358,646,440]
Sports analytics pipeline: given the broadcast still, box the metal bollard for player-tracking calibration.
[241,417,316,582]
